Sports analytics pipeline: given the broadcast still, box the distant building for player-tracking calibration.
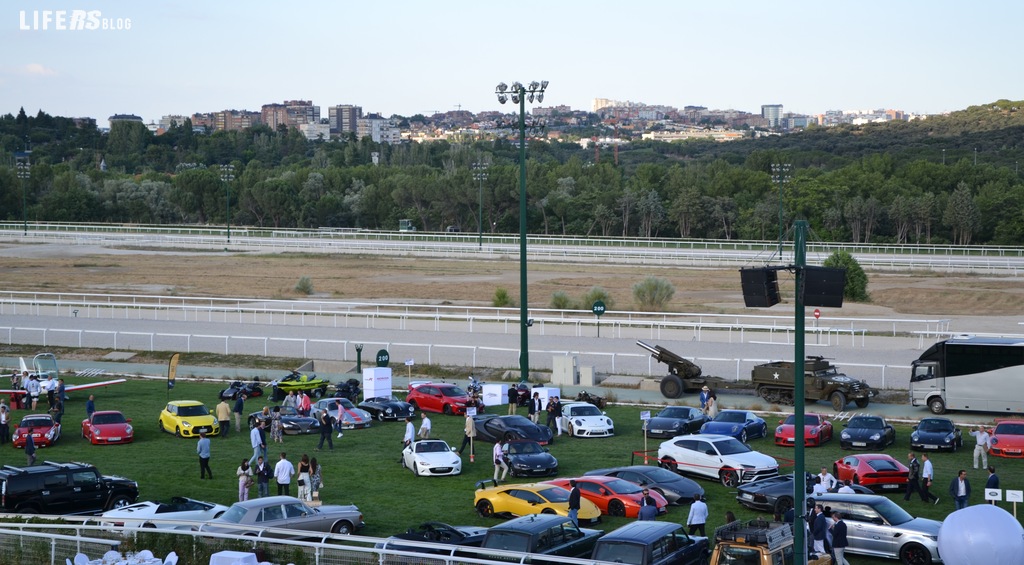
[213,109,261,131]
[261,100,320,130]
[357,113,400,144]
[328,104,362,135]
[108,114,143,129]
[761,104,783,128]
[298,123,331,141]
[158,115,189,130]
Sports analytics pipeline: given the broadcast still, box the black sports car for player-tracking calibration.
[218,379,263,401]
[359,395,416,421]
[840,415,896,450]
[644,406,708,438]
[910,417,963,452]
[473,414,554,445]
[505,440,558,477]
[735,472,873,515]
[381,522,488,555]
[247,405,320,435]
[584,465,704,505]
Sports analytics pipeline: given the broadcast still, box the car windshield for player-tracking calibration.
[571,404,602,416]
[866,458,901,472]
[870,496,915,525]
[995,422,1024,435]
[93,413,126,425]
[604,479,642,494]
[337,398,356,409]
[918,419,953,432]
[509,442,542,455]
[784,415,821,426]
[177,405,209,417]
[441,386,468,397]
[714,438,752,455]
[20,417,51,427]
[850,417,882,429]
[416,442,449,453]
[659,407,693,418]
[278,406,299,416]
[715,411,746,423]
[593,542,645,565]
[372,396,400,402]
[536,487,569,503]
[217,505,247,524]
[641,467,683,482]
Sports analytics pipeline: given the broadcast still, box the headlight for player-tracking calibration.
[776,426,783,434]
[944,434,953,444]
[912,432,919,441]
[731,425,740,433]
[841,431,850,439]
[573,419,583,426]
[991,438,1000,446]
[700,424,708,432]
[870,433,881,441]
[182,421,193,428]
[385,408,393,414]
[125,425,133,435]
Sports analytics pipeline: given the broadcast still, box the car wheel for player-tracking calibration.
[853,474,860,485]
[476,499,494,517]
[830,391,847,411]
[720,469,740,488]
[443,404,453,415]
[773,496,794,517]
[107,496,131,511]
[332,520,354,535]
[313,387,325,399]
[15,503,41,514]
[377,412,385,422]
[608,499,626,517]
[659,375,684,399]
[928,397,946,415]
[158,419,165,433]
[855,398,870,408]
[899,542,932,565]
[413,463,420,477]
[739,429,748,443]
[759,423,768,439]
[142,523,156,529]
[541,508,556,515]
[660,457,678,473]
[174,427,181,438]
[567,423,575,437]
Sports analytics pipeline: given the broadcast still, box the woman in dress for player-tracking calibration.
[270,406,283,443]
[297,453,311,501]
[309,457,323,502]
[236,458,253,501]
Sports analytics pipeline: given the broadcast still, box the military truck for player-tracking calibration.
[751,356,875,411]
[710,519,830,565]
[636,340,707,399]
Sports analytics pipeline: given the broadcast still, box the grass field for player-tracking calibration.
[3,370,1017,565]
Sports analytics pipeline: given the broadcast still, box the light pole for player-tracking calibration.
[942,148,946,165]
[771,163,791,261]
[220,164,234,244]
[472,162,488,249]
[495,80,548,384]
[16,156,30,236]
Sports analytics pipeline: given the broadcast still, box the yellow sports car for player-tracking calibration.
[473,481,601,523]
[158,400,220,438]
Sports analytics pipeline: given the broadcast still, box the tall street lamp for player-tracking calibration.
[220,164,234,244]
[16,156,30,236]
[771,163,791,261]
[495,80,548,384]
[472,162,488,249]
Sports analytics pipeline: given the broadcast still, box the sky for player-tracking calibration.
[3,0,1022,125]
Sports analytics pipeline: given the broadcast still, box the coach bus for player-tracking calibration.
[910,336,1024,415]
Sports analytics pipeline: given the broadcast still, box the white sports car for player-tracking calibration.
[100,496,229,530]
[401,439,463,476]
[558,401,615,438]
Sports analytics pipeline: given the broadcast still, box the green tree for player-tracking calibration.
[823,250,869,302]
[942,181,980,245]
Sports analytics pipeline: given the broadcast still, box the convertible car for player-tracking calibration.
[218,380,263,401]
[384,522,488,550]
[100,496,229,530]
[473,480,600,523]
[270,371,329,401]
[505,440,559,477]
[644,406,708,439]
[81,410,133,445]
[158,400,219,438]
[699,410,768,442]
[473,414,553,445]
[359,395,416,421]
[13,413,61,448]
[736,472,873,515]
[544,476,668,518]
[401,439,462,476]
[312,398,373,430]
[910,417,963,452]
[248,405,320,435]
[774,413,833,447]
[584,465,704,505]
[833,453,909,492]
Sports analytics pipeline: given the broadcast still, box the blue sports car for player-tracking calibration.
[699,410,767,442]
[910,417,962,452]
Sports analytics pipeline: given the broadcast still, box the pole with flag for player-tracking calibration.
[167,353,179,401]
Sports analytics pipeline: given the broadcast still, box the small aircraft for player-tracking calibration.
[3,353,126,399]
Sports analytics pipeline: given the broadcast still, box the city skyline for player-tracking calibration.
[4,0,1022,124]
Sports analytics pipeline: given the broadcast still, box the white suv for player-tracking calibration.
[657,434,778,487]
[559,402,615,438]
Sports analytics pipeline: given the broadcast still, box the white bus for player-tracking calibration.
[910,336,1024,415]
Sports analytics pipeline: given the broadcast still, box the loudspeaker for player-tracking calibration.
[740,267,781,307]
[803,266,846,307]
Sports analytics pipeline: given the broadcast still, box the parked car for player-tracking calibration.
[381,522,488,555]
[584,465,704,505]
[657,434,779,487]
[840,415,896,450]
[311,398,372,430]
[248,405,320,435]
[558,401,614,438]
[359,394,416,421]
[988,419,1024,458]
[217,379,263,401]
[910,417,963,452]
[544,476,668,518]
[480,514,603,558]
[833,453,909,492]
[407,383,472,415]
[0,461,138,515]
[13,413,61,448]
[775,413,833,447]
[698,409,768,442]
[813,493,942,564]
[592,521,709,565]
[505,439,558,478]
[644,406,708,439]
[158,400,219,438]
[736,472,873,515]
[81,410,133,445]
[401,439,462,476]
[203,495,364,537]
[473,480,600,523]
[473,414,553,445]
[100,496,229,530]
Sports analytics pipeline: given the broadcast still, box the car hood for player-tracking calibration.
[897,516,943,536]
[721,450,777,468]
[648,417,690,428]
[508,452,557,466]
[778,425,822,435]
[843,428,883,439]
[737,475,795,495]
[412,451,462,465]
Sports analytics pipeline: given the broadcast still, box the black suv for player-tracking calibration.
[0,461,139,515]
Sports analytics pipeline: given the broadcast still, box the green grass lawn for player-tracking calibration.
[5,374,1020,564]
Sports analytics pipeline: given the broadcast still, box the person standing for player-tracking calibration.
[298,391,311,417]
[43,375,56,411]
[686,493,708,536]
[699,386,712,413]
[55,378,65,407]
[986,466,1000,505]
[271,406,284,444]
[248,420,266,467]
[236,459,253,502]
[546,396,563,436]
[921,453,939,503]
[316,409,333,451]
[310,457,323,502]
[819,466,837,491]
[85,395,96,420]
[26,375,40,411]
[0,404,9,445]
[949,469,971,510]
[418,412,432,440]
[232,393,246,433]
[705,390,718,418]
[197,432,212,479]
[459,414,475,455]
[274,452,295,496]
[282,391,297,411]
[838,479,856,494]
[528,392,541,424]
[216,398,232,439]
[507,386,517,415]
[568,479,581,526]
[811,504,827,556]
[24,428,36,465]
[297,454,312,501]
[493,439,509,482]
[905,452,923,501]
[831,512,850,565]
[254,456,271,498]
[637,490,658,521]
[403,416,415,446]
[970,425,990,469]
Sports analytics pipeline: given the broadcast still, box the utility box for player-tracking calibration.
[482,383,506,408]
[362,367,392,399]
[579,366,595,387]
[551,356,579,386]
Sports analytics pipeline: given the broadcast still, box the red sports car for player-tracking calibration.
[13,413,62,448]
[406,383,471,415]
[988,419,1024,458]
[775,413,833,447]
[832,453,908,492]
[543,476,669,518]
[81,410,134,445]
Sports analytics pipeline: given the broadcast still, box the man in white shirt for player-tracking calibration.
[921,453,939,504]
[399,416,415,463]
[969,425,990,469]
[687,494,708,537]
[812,476,829,496]
[418,412,432,439]
[274,452,295,496]
[818,466,837,491]
[838,479,856,494]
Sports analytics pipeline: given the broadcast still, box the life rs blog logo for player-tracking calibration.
[19,10,132,31]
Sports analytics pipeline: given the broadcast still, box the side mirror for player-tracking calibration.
[843,422,849,428]
[126,418,133,423]
[779,420,784,425]
[912,425,918,431]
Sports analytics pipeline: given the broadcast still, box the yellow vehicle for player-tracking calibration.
[710,519,829,565]
[158,400,220,438]
[473,480,601,523]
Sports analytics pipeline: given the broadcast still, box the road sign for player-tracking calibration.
[813,308,821,319]
[592,300,606,317]
[376,349,390,367]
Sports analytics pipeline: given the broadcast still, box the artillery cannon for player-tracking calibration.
[637,340,706,399]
